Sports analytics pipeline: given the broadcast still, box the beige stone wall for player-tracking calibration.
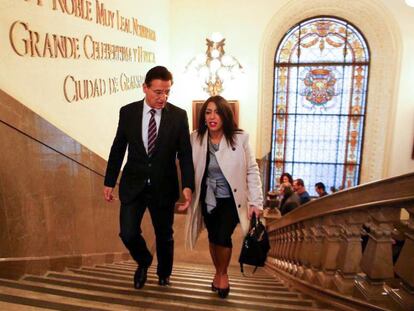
[0,89,145,277]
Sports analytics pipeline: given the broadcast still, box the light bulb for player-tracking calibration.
[221,55,233,66]
[210,32,223,43]
[211,49,220,58]
[210,59,221,72]
[406,0,414,7]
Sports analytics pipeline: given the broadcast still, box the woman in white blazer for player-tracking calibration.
[185,96,263,298]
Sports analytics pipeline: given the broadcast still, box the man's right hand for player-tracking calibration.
[104,186,115,202]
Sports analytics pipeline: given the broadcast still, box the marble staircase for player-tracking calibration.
[0,261,334,310]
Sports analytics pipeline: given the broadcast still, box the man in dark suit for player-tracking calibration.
[103,66,194,289]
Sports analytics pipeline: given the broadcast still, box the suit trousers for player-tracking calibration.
[119,184,175,278]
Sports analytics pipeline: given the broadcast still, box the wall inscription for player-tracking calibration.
[7,0,158,102]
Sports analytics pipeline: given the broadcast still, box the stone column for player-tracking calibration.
[305,218,324,283]
[299,221,312,281]
[288,224,299,275]
[333,211,368,295]
[356,207,399,304]
[391,206,414,310]
[316,215,342,288]
[293,224,304,277]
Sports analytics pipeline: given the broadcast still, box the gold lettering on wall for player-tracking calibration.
[120,73,143,92]
[63,73,144,103]
[116,10,131,34]
[22,0,157,40]
[83,35,132,61]
[9,21,80,58]
[132,18,156,41]
[9,22,156,63]
[95,0,115,28]
[64,75,107,103]
[11,1,158,103]
[52,0,93,21]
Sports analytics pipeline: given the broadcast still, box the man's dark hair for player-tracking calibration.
[144,66,173,86]
[197,95,242,147]
[315,182,326,191]
[295,178,305,187]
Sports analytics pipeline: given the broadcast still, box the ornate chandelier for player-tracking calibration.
[186,33,243,96]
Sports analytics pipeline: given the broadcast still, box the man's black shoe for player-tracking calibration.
[134,266,149,289]
[158,277,171,286]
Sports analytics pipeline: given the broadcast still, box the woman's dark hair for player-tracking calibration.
[197,95,241,147]
[279,173,293,185]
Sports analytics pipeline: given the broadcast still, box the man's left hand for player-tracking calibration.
[178,187,192,212]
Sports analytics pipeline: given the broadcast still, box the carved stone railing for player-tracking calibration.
[265,173,414,311]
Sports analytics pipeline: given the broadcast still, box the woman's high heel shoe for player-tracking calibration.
[211,282,218,292]
[217,286,230,298]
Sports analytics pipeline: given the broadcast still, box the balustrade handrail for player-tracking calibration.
[267,172,414,232]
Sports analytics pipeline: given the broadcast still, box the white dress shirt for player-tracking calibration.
[142,101,161,153]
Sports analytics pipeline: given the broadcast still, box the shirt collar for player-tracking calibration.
[143,100,162,115]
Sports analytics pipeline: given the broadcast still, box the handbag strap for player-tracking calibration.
[250,213,261,228]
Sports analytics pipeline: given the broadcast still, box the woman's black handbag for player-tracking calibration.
[238,214,270,274]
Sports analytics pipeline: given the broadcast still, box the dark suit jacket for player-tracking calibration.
[104,100,194,205]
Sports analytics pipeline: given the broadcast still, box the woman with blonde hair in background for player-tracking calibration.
[185,95,263,298]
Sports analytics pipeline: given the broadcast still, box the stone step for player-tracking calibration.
[107,264,279,283]
[0,300,52,311]
[0,278,212,311]
[0,262,334,311]
[39,272,304,303]
[115,261,273,279]
[67,269,291,296]
[22,274,318,310]
[0,280,132,311]
[72,267,288,290]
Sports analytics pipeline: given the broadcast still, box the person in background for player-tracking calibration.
[292,178,311,205]
[278,172,293,202]
[315,182,328,197]
[279,172,293,185]
[279,183,300,215]
[185,95,263,299]
[103,66,194,290]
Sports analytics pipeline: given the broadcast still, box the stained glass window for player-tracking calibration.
[270,17,370,196]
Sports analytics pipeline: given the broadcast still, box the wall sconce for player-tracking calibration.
[186,33,243,96]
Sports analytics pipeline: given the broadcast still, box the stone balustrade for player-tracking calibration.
[265,173,414,311]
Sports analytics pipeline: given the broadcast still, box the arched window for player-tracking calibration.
[270,17,370,195]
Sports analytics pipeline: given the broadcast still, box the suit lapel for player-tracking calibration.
[133,101,147,155]
[152,102,171,156]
